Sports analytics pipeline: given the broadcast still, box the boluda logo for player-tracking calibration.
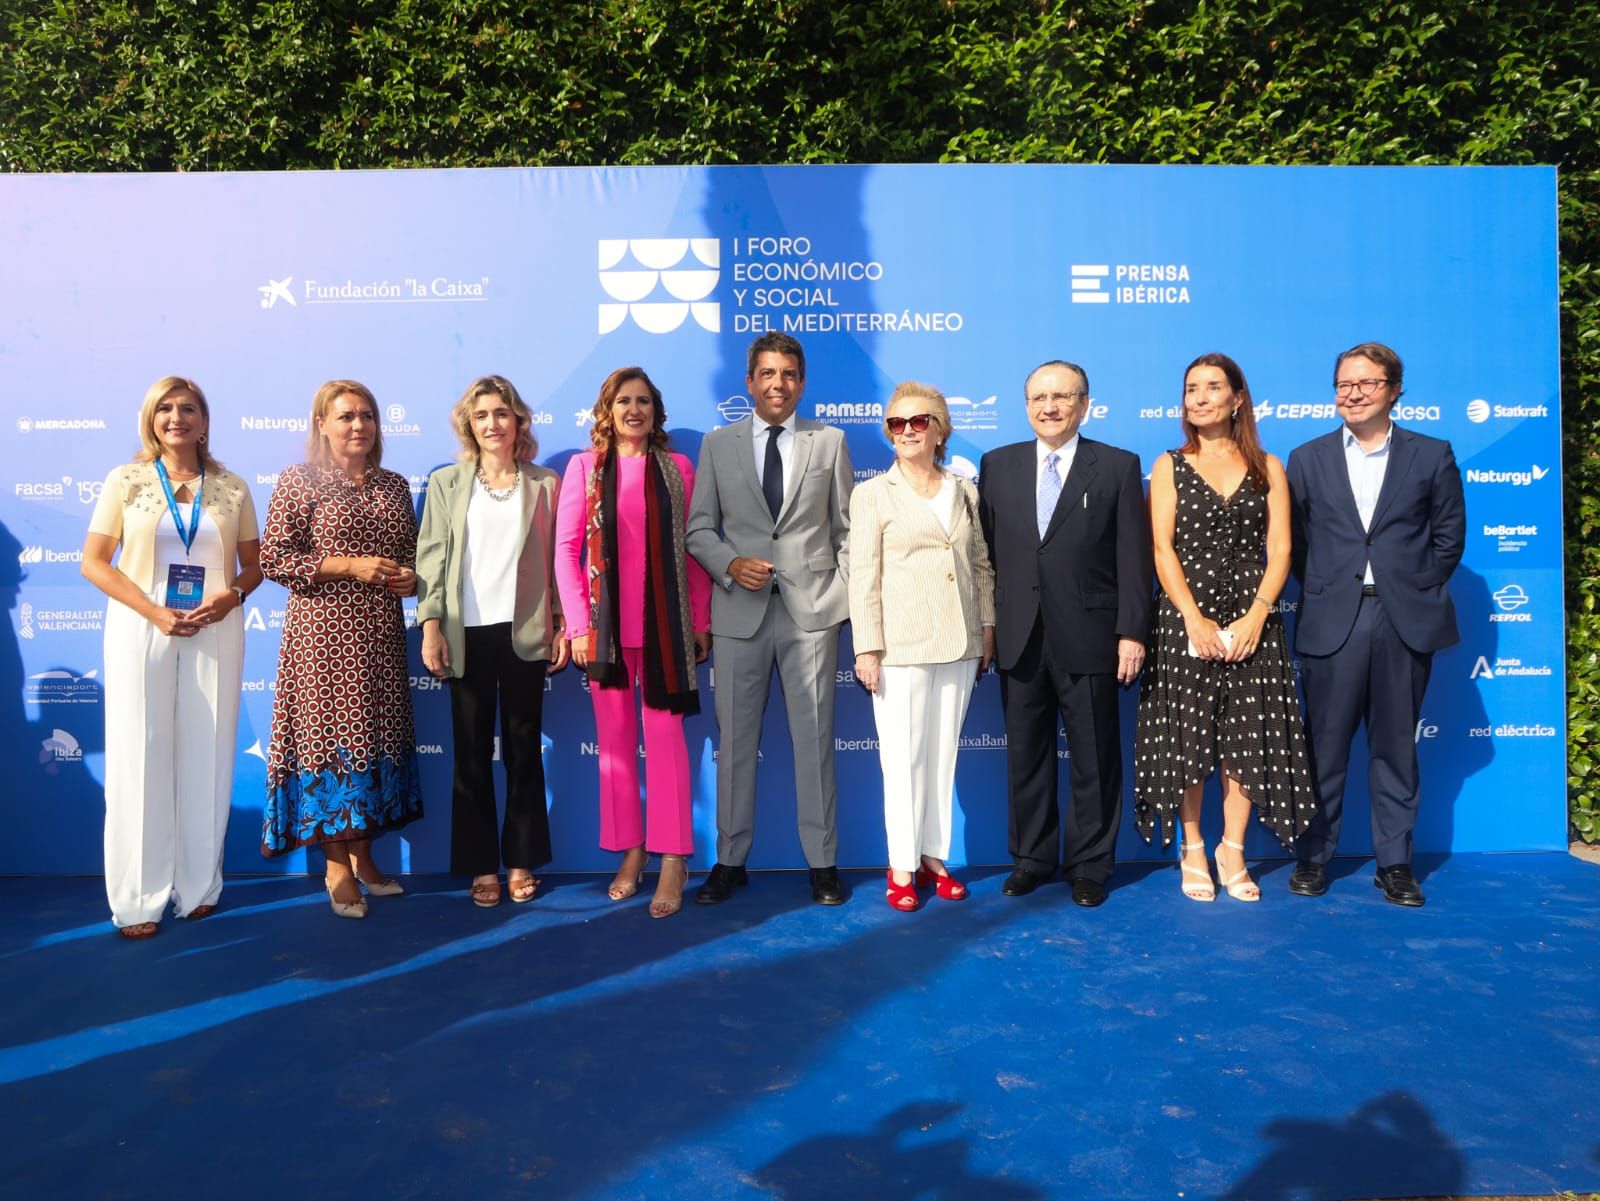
[1071,262,1191,305]
[598,238,720,334]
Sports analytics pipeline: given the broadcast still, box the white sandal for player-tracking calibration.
[1217,837,1261,902]
[1178,842,1215,903]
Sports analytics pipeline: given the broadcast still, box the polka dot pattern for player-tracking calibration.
[1134,453,1314,850]
[260,463,423,855]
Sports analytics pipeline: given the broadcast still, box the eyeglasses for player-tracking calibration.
[1333,378,1389,397]
[1028,390,1088,407]
[886,413,938,435]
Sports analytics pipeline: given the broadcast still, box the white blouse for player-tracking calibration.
[461,477,523,627]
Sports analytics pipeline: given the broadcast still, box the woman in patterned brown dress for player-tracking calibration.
[260,380,423,918]
[1134,353,1314,903]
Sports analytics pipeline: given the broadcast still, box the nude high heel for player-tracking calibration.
[1178,841,1216,903]
[1217,837,1260,902]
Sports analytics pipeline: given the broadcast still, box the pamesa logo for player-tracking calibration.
[598,238,720,334]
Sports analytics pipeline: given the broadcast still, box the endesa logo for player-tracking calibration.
[598,238,720,334]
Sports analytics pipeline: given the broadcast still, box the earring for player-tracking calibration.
[200,433,207,444]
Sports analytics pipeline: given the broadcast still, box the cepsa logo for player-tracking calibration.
[1253,400,1442,422]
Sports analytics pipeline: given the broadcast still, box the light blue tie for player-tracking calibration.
[1037,452,1062,539]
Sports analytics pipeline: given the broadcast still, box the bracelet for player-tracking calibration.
[231,585,248,606]
[1253,594,1273,610]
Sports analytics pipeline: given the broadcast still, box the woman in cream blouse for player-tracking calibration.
[416,375,568,907]
[82,376,262,939]
[848,381,995,912]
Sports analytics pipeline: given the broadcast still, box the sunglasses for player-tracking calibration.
[886,412,938,435]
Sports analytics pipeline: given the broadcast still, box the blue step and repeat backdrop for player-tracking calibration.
[0,165,1565,875]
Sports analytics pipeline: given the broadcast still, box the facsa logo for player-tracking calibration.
[598,238,720,334]
[717,395,755,424]
[258,277,297,309]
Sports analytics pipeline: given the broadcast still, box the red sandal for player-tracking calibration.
[885,869,921,912]
[916,866,968,901]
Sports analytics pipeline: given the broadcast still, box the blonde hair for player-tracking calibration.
[450,375,539,462]
[305,379,384,470]
[135,375,223,472]
[884,380,951,465]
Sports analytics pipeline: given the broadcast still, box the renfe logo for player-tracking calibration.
[598,238,720,334]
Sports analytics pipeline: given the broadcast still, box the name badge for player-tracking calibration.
[165,563,207,611]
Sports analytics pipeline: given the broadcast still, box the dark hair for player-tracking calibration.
[1179,352,1269,493]
[1334,342,1404,399]
[746,332,806,381]
[1023,359,1090,400]
[590,367,669,452]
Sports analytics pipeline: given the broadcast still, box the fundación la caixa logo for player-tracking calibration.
[598,239,720,334]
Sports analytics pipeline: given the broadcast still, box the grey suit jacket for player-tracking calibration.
[686,415,853,638]
[414,460,564,675]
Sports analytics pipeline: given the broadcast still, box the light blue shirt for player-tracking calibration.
[1342,423,1392,586]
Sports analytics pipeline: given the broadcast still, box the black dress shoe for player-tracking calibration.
[1069,877,1107,908]
[1001,867,1048,896]
[809,866,846,905]
[1288,860,1329,896]
[1375,864,1426,907]
[694,862,748,905]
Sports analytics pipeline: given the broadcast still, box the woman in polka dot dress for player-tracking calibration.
[260,380,424,918]
[1134,353,1313,902]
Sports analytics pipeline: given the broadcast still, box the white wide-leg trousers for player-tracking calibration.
[871,659,977,872]
[102,592,243,926]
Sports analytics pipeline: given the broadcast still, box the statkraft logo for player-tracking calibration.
[1465,465,1550,486]
[1070,262,1191,305]
[1253,400,1441,422]
[598,238,720,334]
[1490,583,1532,623]
[1466,399,1549,423]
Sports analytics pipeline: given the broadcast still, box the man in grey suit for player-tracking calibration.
[686,332,854,905]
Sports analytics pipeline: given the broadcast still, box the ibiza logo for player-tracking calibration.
[598,238,720,334]
[18,602,33,640]
[39,727,84,770]
[258,277,297,309]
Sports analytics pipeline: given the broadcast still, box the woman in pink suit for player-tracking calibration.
[556,367,712,918]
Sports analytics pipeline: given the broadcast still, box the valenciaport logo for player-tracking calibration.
[1466,398,1550,423]
[947,394,999,431]
[1465,465,1550,486]
[598,238,720,334]
[1490,583,1532,623]
[16,415,107,433]
[39,728,84,770]
[1071,262,1191,305]
[25,669,100,706]
[716,395,754,424]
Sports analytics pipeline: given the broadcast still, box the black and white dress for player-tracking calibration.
[1133,453,1314,849]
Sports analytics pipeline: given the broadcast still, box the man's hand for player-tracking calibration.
[1116,637,1145,686]
[728,555,776,591]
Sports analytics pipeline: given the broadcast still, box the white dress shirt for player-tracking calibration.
[1342,422,1392,586]
[753,413,798,502]
[1036,433,1081,519]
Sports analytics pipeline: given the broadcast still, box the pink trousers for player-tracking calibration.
[592,647,695,855]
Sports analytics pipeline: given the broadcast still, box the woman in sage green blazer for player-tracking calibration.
[415,375,568,907]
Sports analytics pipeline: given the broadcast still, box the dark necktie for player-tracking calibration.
[763,424,784,520]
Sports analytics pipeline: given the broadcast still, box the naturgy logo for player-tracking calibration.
[598,239,720,334]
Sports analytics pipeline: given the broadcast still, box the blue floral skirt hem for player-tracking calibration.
[261,752,424,857]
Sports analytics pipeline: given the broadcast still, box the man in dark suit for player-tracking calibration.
[686,332,854,906]
[978,360,1152,906]
[1286,342,1465,907]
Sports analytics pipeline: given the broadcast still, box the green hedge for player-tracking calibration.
[3,0,1595,836]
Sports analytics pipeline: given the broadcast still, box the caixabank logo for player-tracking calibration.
[598,238,720,334]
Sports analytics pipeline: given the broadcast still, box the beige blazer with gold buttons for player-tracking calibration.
[847,462,996,665]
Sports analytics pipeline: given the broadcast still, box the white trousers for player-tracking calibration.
[871,659,977,872]
[102,588,243,926]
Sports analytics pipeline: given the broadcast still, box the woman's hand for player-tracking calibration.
[570,635,591,669]
[187,588,241,627]
[420,621,450,678]
[1182,609,1228,661]
[978,626,995,680]
[855,651,882,696]
[694,631,713,663]
[1224,605,1269,662]
[385,566,417,597]
[148,607,200,638]
[342,556,403,586]
[549,630,570,673]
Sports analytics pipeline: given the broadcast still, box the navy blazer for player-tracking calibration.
[978,437,1153,674]
[1286,425,1465,657]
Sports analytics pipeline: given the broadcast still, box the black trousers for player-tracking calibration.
[448,623,552,876]
[999,617,1123,883]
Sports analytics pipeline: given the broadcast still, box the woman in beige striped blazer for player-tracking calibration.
[848,381,996,912]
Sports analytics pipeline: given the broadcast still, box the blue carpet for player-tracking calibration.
[1,853,1596,1200]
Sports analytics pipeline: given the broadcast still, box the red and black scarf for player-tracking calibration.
[582,447,700,716]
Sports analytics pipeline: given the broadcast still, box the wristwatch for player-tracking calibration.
[231,585,248,606]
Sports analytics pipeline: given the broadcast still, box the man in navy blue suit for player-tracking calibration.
[1286,342,1465,906]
